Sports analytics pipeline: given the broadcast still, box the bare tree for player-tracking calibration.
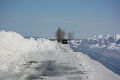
[68,31,74,41]
[55,27,65,42]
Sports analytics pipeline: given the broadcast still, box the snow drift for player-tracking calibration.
[69,34,120,75]
[0,31,58,71]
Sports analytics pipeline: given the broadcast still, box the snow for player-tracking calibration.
[114,34,120,41]
[69,34,120,75]
[0,31,58,71]
[0,31,120,80]
[108,43,120,51]
[98,35,103,39]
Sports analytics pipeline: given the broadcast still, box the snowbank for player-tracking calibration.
[0,31,58,71]
[69,34,120,75]
[75,51,120,80]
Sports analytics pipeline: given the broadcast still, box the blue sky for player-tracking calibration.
[0,0,120,38]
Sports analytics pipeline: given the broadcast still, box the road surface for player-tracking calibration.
[14,44,88,80]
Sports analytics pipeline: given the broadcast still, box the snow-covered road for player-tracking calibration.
[0,31,120,80]
[1,44,119,80]
[11,44,89,80]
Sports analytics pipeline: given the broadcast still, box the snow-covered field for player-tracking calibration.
[0,31,120,80]
[69,34,120,75]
